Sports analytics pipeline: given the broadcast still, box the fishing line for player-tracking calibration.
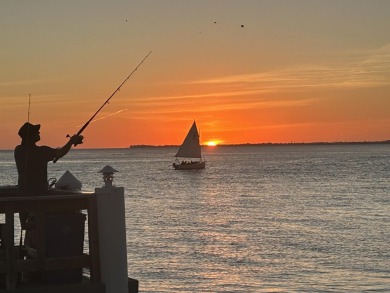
[53,51,152,163]
[27,93,31,122]
[24,93,32,189]
[20,93,32,259]
[75,109,128,128]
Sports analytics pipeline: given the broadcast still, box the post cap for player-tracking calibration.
[98,165,118,174]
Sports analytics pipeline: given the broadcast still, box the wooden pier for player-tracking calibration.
[0,187,138,293]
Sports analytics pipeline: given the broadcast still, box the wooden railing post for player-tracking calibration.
[5,210,15,290]
[87,194,101,283]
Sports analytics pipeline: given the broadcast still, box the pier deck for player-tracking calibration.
[0,188,106,292]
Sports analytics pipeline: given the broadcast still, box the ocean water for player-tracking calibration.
[0,145,389,292]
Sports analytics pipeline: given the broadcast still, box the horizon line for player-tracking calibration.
[130,140,390,148]
[0,140,389,152]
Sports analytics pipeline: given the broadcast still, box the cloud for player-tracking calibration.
[189,44,390,90]
[128,95,316,118]
[127,44,390,118]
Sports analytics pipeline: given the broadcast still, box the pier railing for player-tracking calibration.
[0,189,104,292]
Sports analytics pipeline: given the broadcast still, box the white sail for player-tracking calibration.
[175,121,202,158]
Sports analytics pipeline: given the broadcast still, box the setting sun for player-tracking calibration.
[205,141,218,147]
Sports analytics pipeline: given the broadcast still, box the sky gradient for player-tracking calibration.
[1,0,390,149]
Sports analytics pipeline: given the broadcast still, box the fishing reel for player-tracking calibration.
[48,177,57,189]
[66,134,84,146]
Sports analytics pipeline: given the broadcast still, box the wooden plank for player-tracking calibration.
[15,255,91,272]
[0,282,106,293]
[0,194,90,214]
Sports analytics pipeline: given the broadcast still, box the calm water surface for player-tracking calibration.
[1,145,389,292]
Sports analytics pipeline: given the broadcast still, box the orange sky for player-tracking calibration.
[1,1,390,149]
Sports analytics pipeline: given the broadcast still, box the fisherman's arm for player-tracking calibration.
[54,135,83,160]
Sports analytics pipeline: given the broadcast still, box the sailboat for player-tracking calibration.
[173,121,206,170]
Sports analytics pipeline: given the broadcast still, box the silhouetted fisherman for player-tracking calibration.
[15,122,83,196]
[14,122,83,281]
[14,122,83,228]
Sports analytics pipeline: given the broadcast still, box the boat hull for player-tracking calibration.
[173,161,206,170]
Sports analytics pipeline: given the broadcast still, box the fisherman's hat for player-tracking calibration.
[18,122,40,139]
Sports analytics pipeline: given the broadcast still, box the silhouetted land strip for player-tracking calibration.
[130,140,390,148]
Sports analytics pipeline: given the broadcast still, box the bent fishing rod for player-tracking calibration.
[54,50,152,163]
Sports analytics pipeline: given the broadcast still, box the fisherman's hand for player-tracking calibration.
[70,134,84,145]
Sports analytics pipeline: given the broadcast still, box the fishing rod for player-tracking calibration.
[54,51,152,162]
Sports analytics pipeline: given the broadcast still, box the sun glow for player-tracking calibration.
[206,141,218,146]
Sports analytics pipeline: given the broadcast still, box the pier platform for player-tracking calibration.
[0,187,138,293]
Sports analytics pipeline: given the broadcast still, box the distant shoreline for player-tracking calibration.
[0,141,388,152]
[130,140,390,148]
